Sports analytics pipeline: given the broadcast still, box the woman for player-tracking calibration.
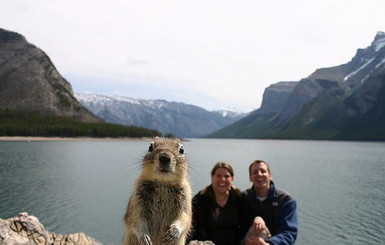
[189,162,243,245]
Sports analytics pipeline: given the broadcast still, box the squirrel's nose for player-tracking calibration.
[159,152,171,166]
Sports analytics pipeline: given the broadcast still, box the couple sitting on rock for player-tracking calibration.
[188,160,298,245]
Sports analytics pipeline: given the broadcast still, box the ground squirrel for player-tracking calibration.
[123,137,192,245]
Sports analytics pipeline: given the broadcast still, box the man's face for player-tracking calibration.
[249,162,272,190]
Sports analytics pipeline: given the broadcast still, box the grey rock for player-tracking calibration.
[0,213,102,245]
[187,240,215,245]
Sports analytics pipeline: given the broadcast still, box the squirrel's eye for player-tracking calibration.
[179,145,184,155]
[148,142,154,152]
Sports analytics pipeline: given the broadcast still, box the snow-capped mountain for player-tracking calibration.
[209,31,385,140]
[75,93,246,138]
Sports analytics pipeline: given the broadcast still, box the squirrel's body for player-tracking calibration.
[123,137,192,245]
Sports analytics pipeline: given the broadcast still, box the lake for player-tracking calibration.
[0,138,384,245]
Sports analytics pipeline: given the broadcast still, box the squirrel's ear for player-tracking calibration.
[179,145,184,155]
[148,141,154,152]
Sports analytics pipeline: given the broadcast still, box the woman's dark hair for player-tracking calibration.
[211,162,234,177]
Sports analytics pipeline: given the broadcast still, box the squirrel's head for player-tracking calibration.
[141,137,188,182]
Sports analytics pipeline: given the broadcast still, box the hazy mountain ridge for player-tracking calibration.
[2,27,383,140]
[76,93,247,138]
[209,31,385,140]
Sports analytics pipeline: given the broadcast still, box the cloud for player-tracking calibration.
[1,0,385,111]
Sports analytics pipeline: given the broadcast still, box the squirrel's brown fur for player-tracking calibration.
[122,137,192,245]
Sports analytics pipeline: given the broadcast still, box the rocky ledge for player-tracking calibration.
[0,212,102,245]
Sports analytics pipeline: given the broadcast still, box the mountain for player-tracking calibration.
[75,93,246,138]
[0,27,244,138]
[209,31,385,140]
[0,28,100,122]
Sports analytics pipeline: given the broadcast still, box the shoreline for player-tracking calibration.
[0,136,152,142]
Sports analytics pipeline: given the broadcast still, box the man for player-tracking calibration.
[240,160,298,245]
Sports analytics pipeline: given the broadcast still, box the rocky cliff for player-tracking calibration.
[0,28,100,123]
[0,213,102,245]
[257,81,297,115]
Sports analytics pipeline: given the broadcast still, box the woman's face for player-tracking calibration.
[211,167,233,195]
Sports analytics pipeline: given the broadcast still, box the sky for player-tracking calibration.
[1,0,385,112]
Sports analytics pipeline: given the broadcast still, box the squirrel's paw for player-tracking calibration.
[139,234,153,245]
[162,223,181,243]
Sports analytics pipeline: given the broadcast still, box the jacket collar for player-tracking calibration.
[250,180,276,201]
